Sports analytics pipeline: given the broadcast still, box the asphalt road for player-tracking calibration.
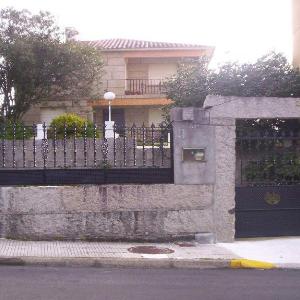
[0,266,299,300]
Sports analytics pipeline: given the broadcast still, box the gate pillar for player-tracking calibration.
[171,107,236,242]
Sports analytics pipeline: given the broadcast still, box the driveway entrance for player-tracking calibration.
[235,120,300,238]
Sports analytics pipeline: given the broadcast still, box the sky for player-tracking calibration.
[0,0,293,66]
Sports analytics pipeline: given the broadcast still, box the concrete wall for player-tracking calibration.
[0,184,214,241]
[204,95,300,119]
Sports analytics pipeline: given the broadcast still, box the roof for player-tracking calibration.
[85,38,213,51]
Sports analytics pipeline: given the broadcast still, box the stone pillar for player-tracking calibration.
[171,107,235,242]
[171,107,215,185]
[212,118,236,242]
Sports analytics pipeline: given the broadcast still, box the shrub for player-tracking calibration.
[0,121,33,140]
[49,113,99,138]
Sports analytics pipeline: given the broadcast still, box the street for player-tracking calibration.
[0,266,299,300]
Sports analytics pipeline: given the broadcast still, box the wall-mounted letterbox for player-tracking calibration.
[182,148,206,162]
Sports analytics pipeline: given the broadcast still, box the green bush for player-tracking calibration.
[245,154,300,182]
[0,121,33,140]
[49,113,99,138]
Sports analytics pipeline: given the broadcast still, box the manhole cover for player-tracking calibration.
[128,246,174,254]
[174,242,196,247]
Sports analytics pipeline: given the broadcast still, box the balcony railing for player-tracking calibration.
[125,79,166,95]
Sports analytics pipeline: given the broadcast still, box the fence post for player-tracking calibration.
[36,124,46,140]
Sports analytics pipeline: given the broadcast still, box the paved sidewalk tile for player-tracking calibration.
[0,239,237,260]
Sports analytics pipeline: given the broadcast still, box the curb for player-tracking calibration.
[0,256,298,270]
[0,256,231,269]
[230,259,276,269]
[274,263,300,270]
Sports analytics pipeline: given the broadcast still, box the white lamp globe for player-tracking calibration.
[104,91,116,101]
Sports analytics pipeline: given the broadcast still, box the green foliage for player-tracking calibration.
[49,113,99,138]
[164,57,209,107]
[0,121,33,140]
[0,8,103,121]
[165,52,300,108]
[165,52,300,132]
[209,53,300,98]
[245,154,300,183]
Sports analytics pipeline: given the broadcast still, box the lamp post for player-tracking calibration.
[103,91,116,138]
[104,91,116,122]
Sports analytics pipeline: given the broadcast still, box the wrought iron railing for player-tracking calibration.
[0,122,173,185]
[125,79,166,95]
[236,128,300,186]
[0,123,172,169]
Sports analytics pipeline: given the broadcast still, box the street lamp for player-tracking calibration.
[103,91,116,138]
[104,91,116,122]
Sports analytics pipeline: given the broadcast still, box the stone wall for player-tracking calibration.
[101,52,126,97]
[0,184,214,241]
[9,96,300,243]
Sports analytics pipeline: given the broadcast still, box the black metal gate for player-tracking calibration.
[235,121,300,238]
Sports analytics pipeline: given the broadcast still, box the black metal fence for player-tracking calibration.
[0,122,173,185]
[236,128,300,186]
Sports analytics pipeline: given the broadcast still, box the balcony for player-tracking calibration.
[125,79,166,96]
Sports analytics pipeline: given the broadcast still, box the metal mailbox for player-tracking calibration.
[182,148,205,162]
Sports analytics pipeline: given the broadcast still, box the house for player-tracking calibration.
[22,38,214,126]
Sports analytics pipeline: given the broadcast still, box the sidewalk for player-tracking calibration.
[0,237,299,269]
[220,237,300,269]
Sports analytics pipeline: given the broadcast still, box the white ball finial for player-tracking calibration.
[104,91,116,101]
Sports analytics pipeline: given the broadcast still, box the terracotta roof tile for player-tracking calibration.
[85,38,212,51]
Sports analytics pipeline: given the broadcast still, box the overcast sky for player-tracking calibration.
[0,0,293,65]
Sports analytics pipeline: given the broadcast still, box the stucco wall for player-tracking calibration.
[0,184,214,241]
[93,107,165,127]
[22,100,94,125]
[148,108,164,125]
[124,107,149,126]
[127,57,180,81]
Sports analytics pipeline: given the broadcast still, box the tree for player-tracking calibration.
[164,57,209,107]
[164,52,300,132]
[0,8,103,121]
[165,52,300,107]
[209,52,300,98]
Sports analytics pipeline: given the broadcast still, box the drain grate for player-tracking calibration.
[128,246,174,254]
